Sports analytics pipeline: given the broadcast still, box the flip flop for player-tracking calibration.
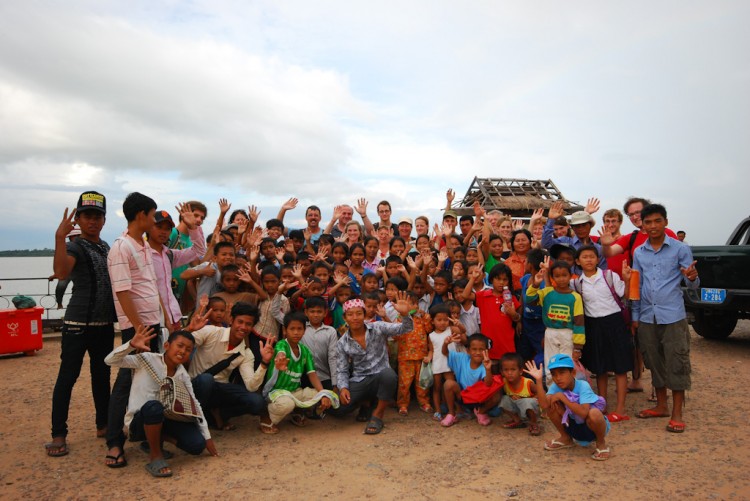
[607,413,631,423]
[544,439,574,451]
[290,413,307,427]
[666,420,686,433]
[398,408,408,416]
[259,422,279,434]
[528,423,542,436]
[104,452,128,469]
[364,416,384,435]
[502,421,527,429]
[636,409,670,419]
[592,448,611,461]
[626,387,644,393]
[139,441,174,459]
[44,442,69,457]
[145,458,172,478]
[356,406,372,422]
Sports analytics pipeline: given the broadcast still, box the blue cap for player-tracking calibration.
[547,354,575,370]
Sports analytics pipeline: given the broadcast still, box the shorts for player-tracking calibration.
[637,319,691,391]
[565,416,611,446]
[500,395,539,418]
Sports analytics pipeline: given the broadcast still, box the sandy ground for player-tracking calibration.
[1,322,749,501]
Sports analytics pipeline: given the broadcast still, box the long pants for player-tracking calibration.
[50,324,114,438]
[267,387,320,424]
[544,327,573,383]
[129,400,205,455]
[331,368,398,417]
[396,359,430,409]
[191,373,266,425]
[106,324,161,450]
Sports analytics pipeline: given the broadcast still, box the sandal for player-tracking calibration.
[544,439,574,451]
[607,412,631,423]
[592,448,611,461]
[666,420,685,433]
[474,408,491,426]
[420,404,433,413]
[528,423,542,436]
[364,416,384,435]
[144,458,172,478]
[259,421,279,434]
[356,406,371,422]
[398,407,408,416]
[440,414,457,427]
[432,412,443,421]
[290,413,307,427]
[636,409,670,419]
[502,421,526,429]
[45,440,69,457]
[104,452,128,469]
[140,441,174,459]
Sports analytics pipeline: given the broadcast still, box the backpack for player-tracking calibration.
[573,270,631,325]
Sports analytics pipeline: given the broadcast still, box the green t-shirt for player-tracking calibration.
[485,254,501,274]
[262,339,316,395]
[524,286,585,345]
[168,228,192,299]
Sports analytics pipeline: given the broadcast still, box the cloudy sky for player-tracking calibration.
[1,0,748,249]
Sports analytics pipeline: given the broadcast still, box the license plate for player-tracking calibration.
[701,288,726,303]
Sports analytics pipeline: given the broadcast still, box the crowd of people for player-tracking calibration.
[45,188,698,475]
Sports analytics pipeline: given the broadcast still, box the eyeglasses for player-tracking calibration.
[627,211,641,218]
[378,209,391,214]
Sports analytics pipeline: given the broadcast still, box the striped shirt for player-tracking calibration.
[108,231,161,330]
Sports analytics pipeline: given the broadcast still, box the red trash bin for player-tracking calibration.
[0,307,44,356]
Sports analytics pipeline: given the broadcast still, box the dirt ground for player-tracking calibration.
[1,322,749,501]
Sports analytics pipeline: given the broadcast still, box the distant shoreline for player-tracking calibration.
[0,249,54,257]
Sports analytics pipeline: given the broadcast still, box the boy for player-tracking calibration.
[384,276,408,321]
[525,355,610,461]
[499,352,540,435]
[188,302,273,431]
[105,192,162,468]
[104,325,218,477]
[181,241,236,299]
[261,311,336,433]
[215,264,267,320]
[168,200,207,312]
[363,291,383,322]
[300,297,339,391]
[441,334,502,427]
[631,204,699,433]
[525,258,585,384]
[452,278,480,336]
[518,249,546,365]
[48,191,116,457]
[255,266,291,340]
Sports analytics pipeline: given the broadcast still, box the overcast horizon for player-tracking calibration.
[1,1,748,250]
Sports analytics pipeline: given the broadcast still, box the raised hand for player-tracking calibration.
[681,260,698,281]
[532,256,550,287]
[585,197,601,215]
[56,208,77,240]
[291,264,304,281]
[438,249,448,264]
[513,219,524,231]
[219,198,231,214]
[177,202,196,229]
[199,294,209,310]
[303,228,312,242]
[334,271,351,285]
[275,247,287,263]
[473,201,486,218]
[596,226,616,246]
[355,198,369,217]
[236,218,248,235]
[469,267,483,282]
[315,249,328,262]
[237,266,255,284]
[524,359,543,380]
[529,208,544,224]
[331,205,344,221]
[248,205,260,223]
[392,291,412,317]
[621,261,633,283]
[278,280,299,294]
[482,350,492,372]
[281,197,298,211]
[433,223,442,238]
[406,255,418,271]
[130,325,156,352]
[376,304,387,319]
[186,304,212,332]
[446,188,455,205]
[274,351,289,372]
[248,244,260,262]
[548,201,565,220]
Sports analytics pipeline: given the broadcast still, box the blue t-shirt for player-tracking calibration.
[448,350,486,390]
[547,379,599,405]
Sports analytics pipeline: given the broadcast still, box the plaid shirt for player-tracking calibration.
[335,316,413,390]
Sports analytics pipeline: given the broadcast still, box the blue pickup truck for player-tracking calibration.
[683,217,750,339]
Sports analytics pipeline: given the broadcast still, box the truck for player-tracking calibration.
[683,216,750,339]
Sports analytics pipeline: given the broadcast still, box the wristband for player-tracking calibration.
[260,361,269,369]
[408,309,417,316]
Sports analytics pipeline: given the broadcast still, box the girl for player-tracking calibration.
[463,264,520,372]
[376,225,392,261]
[330,242,349,266]
[573,245,632,422]
[388,236,407,262]
[348,242,366,284]
[425,304,460,421]
[363,236,380,273]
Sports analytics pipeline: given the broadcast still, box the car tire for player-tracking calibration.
[692,312,738,340]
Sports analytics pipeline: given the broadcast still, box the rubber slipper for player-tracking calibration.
[636,409,670,419]
[474,409,491,426]
[139,441,174,459]
[419,404,433,414]
[290,414,307,427]
[544,439,574,451]
[607,413,631,423]
[528,423,542,436]
[105,453,128,469]
[45,442,69,457]
[626,387,643,393]
[666,420,685,433]
[440,414,457,427]
[502,421,527,429]
[592,448,611,461]
[259,422,279,434]
[145,458,172,478]
[432,412,443,421]
[364,416,384,435]
[398,408,408,416]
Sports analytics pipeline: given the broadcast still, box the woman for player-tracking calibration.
[497,216,513,258]
[343,220,364,246]
[415,216,430,237]
[505,229,532,292]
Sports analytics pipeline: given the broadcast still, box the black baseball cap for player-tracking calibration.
[154,210,175,227]
[76,191,106,214]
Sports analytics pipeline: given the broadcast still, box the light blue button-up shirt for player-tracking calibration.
[631,237,699,324]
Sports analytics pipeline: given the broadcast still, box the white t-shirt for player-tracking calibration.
[429,329,458,374]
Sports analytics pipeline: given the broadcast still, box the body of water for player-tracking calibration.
[0,256,64,319]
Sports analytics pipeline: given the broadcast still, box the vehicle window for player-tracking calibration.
[729,220,750,245]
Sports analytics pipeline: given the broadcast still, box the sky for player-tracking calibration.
[1,0,748,249]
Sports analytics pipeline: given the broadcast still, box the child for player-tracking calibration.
[441,334,502,427]
[396,292,433,415]
[361,269,380,294]
[207,296,227,327]
[181,241,236,299]
[464,264,521,372]
[384,276,408,321]
[518,249,546,365]
[214,264,266,319]
[425,304,458,421]
[260,311,337,433]
[424,270,452,309]
[452,279,480,336]
[573,245,632,422]
[330,282,354,334]
[363,291,384,322]
[525,258,585,383]
[104,325,218,477]
[499,352,540,435]
[300,297,339,391]
[525,355,610,461]
[255,266,290,340]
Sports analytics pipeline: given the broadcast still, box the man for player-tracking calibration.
[458,215,475,244]
[47,191,117,457]
[168,200,207,313]
[104,192,161,468]
[147,205,206,332]
[276,197,323,244]
[373,200,399,233]
[676,231,686,242]
[631,204,698,433]
[188,303,275,430]
[324,204,354,238]
[541,202,606,275]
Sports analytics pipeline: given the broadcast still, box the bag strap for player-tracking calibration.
[627,230,639,266]
[203,352,242,376]
[136,353,163,384]
[603,270,627,311]
[572,276,583,295]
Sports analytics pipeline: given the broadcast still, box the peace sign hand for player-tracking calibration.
[482,350,492,372]
[259,337,275,365]
[56,208,77,240]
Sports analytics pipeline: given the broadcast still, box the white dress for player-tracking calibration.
[429,329,455,374]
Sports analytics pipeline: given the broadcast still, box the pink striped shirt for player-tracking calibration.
[108,231,161,330]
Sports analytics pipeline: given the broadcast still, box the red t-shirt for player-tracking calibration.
[474,289,520,360]
[610,228,678,276]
